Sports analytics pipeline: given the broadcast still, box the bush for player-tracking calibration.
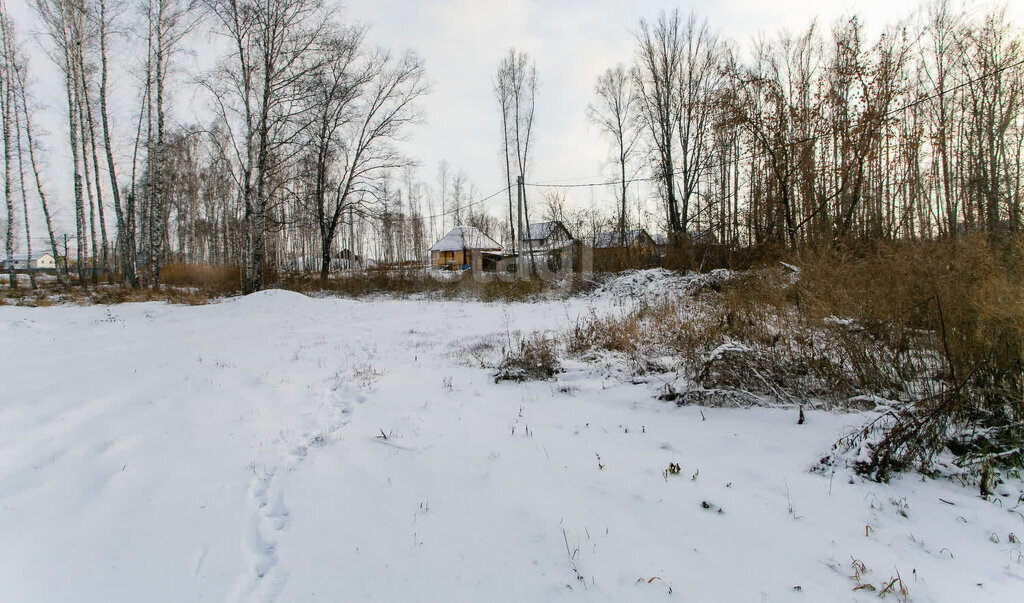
[494,334,561,382]
[803,236,1024,480]
[563,235,1024,479]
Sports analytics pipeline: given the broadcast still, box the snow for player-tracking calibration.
[591,267,730,299]
[428,226,502,253]
[1,289,1022,601]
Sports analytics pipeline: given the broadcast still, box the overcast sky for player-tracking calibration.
[5,0,1022,241]
[338,0,1018,215]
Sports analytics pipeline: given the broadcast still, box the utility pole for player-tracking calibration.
[517,175,524,277]
[520,176,536,275]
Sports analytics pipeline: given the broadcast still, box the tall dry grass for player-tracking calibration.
[160,263,241,294]
[562,235,1024,480]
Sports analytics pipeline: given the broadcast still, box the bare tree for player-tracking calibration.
[299,27,427,280]
[495,47,537,271]
[731,23,823,248]
[94,0,137,285]
[296,25,366,278]
[139,0,200,287]
[494,58,515,252]
[919,0,963,236]
[35,0,89,283]
[675,12,723,239]
[634,10,683,244]
[2,16,34,288]
[959,7,1022,236]
[450,169,466,226]
[8,21,62,284]
[203,0,331,293]
[589,64,641,245]
[1,3,15,287]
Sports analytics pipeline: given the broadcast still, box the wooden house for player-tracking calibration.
[519,221,576,271]
[429,226,502,269]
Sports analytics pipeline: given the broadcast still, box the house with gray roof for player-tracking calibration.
[429,226,502,269]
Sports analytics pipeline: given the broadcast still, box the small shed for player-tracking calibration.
[429,226,502,269]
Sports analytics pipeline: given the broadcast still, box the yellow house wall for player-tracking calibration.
[432,249,489,268]
[432,250,470,267]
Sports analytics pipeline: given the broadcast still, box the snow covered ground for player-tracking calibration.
[1,289,1022,601]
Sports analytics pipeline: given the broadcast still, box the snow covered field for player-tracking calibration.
[1,290,1022,601]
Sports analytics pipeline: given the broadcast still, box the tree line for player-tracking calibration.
[1,0,1022,293]
[590,1,1023,252]
[1,0,435,293]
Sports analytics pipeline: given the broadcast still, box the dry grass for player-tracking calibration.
[159,263,241,295]
[279,270,580,302]
[562,235,1024,479]
[2,264,585,307]
[797,236,1024,480]
[494,333,561,382]
[0,282,218,307]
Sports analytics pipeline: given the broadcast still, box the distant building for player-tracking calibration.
[336,249,363,271]
[522,221,574,251]
[1,253,56,271]
[592,228,658,251]
[429,226,502,269]
[520,221,576,271]
[591,228,659,269]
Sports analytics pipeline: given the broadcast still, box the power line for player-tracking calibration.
[525,176,658,189]
[525,55,1024,192]
[424,185,510,220]
[885,56,1024,120]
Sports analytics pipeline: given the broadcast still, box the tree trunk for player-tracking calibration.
[98,0,135,286]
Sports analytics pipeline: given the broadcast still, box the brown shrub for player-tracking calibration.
[793,236,1024,479]
[279,270,460,298]
[565,235,1024,478]
[160,263,241,294]
[494,333,561,382]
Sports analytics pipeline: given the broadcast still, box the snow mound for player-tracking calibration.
[230,288,315,309]
[592,268,731,298]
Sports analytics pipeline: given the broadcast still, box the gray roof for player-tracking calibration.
[429,226,502,253]
[521,221,574,252]
[592,229,651,249]
[524,221,558,241]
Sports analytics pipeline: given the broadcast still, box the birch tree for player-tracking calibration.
[589,64,640,245]
[35,0,89,283]
[138,0,200,286]
[495,48,537,271]
[204,0,330,293]
[1,3,14,287]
